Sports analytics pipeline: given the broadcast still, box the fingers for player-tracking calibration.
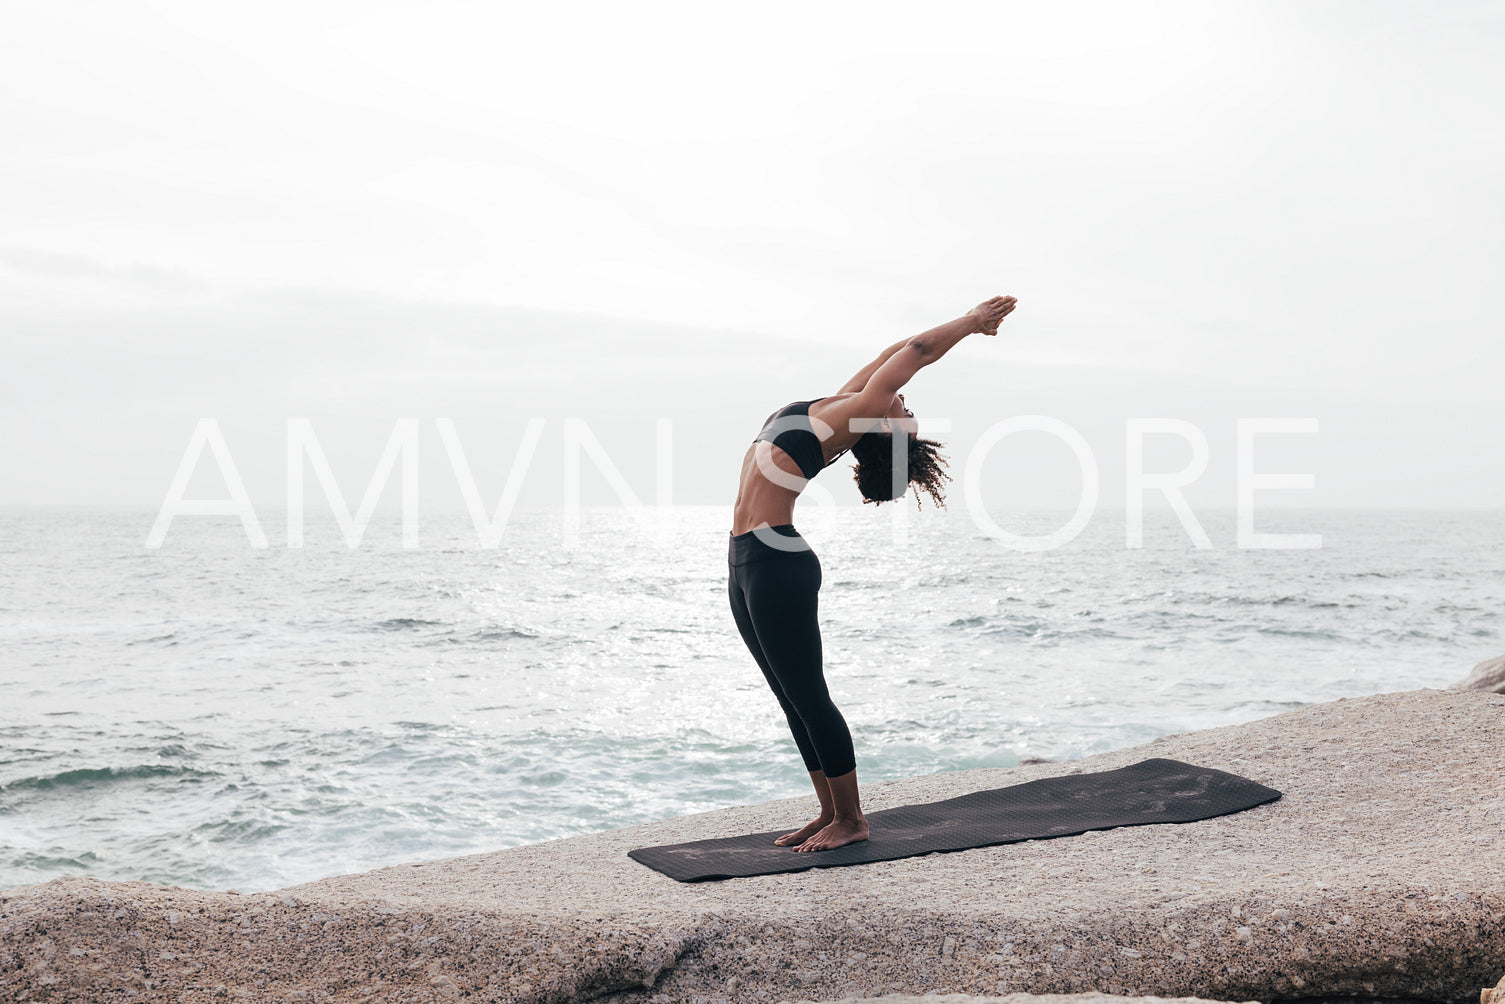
[980,298,1014,336]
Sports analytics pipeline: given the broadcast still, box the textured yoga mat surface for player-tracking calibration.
[628,757,1282,882]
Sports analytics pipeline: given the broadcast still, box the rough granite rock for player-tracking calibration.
[2,688,1502,1004]
[1484,972,1505,1004]
[1451,655,1505,693]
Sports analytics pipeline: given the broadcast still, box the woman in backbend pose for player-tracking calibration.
[728,294,1018,853]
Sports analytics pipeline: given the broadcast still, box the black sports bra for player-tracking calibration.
[752,398,848,481]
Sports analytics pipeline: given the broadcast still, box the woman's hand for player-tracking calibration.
[969,295,1018,336]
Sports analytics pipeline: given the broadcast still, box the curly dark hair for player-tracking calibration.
[851,432,951,509]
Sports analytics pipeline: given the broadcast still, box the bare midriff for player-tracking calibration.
[729,442,805,536]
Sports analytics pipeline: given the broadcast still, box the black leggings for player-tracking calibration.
[727,524,857,779]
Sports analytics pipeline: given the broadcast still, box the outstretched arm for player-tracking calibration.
[846,297,1017,411]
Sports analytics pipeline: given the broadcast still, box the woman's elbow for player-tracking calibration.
[904,337,934,365]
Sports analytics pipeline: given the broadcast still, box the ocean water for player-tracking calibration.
[0,505,1500,894]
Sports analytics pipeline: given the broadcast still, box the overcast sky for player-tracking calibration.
[2,0,1502,519]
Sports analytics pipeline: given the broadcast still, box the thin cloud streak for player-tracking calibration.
[0,247,208,291]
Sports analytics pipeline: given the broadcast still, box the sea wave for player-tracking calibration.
[0,763,220,797]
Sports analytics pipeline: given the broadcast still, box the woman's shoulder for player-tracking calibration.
[806,393,866,445]
[807,392,859,418]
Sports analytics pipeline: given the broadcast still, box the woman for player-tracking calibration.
[728,294,1018,853]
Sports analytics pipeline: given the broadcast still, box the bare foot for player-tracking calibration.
[774,814,832,846]
[793,816,869,853]
[969,295,1017,336]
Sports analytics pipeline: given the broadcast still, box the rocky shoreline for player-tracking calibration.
[3,687,1502,1003]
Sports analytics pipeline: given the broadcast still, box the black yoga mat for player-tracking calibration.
[628,757,1281,882]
